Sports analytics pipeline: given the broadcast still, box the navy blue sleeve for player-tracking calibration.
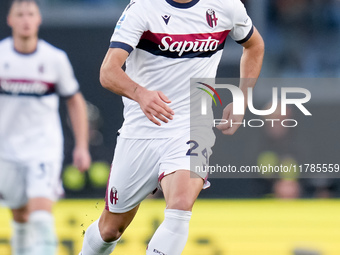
[110,42,134,54]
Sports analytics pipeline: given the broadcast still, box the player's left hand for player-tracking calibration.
[216,103,244,135]
[73,146,91,172]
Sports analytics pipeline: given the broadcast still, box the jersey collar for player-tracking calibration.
[11,37,38,56]
[165,0,200,9]
[13,47,38,56]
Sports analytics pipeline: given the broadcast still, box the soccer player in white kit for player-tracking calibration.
[80,0,264,254]
[0,0,91,254]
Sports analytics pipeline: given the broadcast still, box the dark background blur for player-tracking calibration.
[1,0,339,199]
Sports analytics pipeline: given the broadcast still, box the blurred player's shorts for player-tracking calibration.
[0,158,63,209]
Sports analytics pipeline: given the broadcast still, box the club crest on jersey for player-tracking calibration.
[206,9,218,28]
[110,187,119,205]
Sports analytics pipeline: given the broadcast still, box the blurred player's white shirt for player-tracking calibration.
[0,37,79,162]
[111,0,253,138]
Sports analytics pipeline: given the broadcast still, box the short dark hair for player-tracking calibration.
[8,0,40,11]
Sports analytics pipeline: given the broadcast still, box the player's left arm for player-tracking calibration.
[240,26,265,85]
[217,26,265,135]
[66,92,91,172]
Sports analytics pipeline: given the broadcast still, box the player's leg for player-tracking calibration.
[80,136,160,255]
[12,200,60,255]
[161,170,203,211]
[25,161,64,255]
[146,132,213,255]
[98,205,139,242]
[0,159,32,255]
[80,206,139,255]
[27,197,57,255]
[11,205,33,255]
[11,206,29,223]
[146,170,203,255]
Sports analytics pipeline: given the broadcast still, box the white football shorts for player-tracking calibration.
[105,132,214,213]
[0,158,64,209]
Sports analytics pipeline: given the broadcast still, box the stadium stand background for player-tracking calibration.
[1,1,340,255]
[0,0,339,199]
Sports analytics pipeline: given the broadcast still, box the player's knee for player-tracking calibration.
[167,197,195,211]
[99,225,123,243]
[13,214,29,223]
[12,208,29,223]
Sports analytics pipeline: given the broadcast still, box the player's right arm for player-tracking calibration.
[100,48,174,126]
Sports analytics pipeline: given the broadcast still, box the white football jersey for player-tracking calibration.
[0,37,79,162]
[111,0,253,138]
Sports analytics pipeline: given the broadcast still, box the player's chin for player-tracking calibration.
[19,32,34,40]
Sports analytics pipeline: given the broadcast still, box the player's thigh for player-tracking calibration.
[159,132,214,211]
[0,158,28,210]
[26,160,63,202]
[105,136,160,213]
[161,170,203,211]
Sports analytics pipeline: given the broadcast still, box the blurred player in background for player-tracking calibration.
[0,0,91,254]
[80,0,264,254]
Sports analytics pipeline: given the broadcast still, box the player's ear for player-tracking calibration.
[7,3,15,28]
[7,14,13,29]
[37,13,42,27]
[35,4,43,27]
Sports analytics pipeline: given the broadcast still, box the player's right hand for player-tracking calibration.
[216,102,244,135]
[136,88,174,126]
[73,146,91,173]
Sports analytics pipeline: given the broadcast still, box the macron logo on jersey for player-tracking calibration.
[162,15,171,25]
[0,79,56,97]
[137,30,230,58]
